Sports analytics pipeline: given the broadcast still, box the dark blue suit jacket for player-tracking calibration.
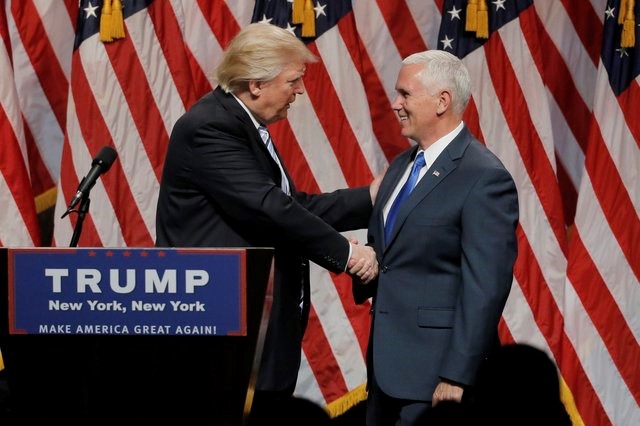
[358,126,518,401]
[156,87,372,392]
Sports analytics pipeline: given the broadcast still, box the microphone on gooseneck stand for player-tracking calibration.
[62,146,118,219]
[63,146,118,247]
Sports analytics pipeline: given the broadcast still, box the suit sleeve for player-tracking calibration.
[189,123,369,273]
[439,165,519,385]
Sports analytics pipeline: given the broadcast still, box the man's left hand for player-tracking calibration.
[432,381,464,406]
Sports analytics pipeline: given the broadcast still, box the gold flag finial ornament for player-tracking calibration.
[620,0,636,48]
[100,0,126,43]
[100,0,113,42]
[301,0,316,37]
[110,0,125,39]
[619,0,628,24]
[292,0,304,24]
[476,0,489,39]
[465,0,478,32]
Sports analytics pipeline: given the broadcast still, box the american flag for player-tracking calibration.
[0,0,638,424]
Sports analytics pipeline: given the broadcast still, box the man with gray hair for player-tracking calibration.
[354,49,519,424]
[156,22,381,415]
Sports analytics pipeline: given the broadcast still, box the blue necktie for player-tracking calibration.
[258,126,290,195]
[384,152,425,245]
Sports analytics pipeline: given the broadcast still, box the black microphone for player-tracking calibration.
[61,146,118,218]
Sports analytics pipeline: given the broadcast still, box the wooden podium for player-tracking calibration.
[0,247,274,425]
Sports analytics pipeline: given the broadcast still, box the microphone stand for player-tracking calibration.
[69,195,91,247]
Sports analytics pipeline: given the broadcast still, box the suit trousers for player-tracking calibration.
[366,371,431,426]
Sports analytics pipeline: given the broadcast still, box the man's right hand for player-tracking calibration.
[348,243,378,284]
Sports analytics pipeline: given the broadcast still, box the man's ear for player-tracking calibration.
[249,80,261,97]
[437,89,452,115]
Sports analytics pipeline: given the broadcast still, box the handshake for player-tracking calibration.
[347,240,378,284]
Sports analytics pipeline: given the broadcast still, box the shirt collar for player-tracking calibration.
[422,121,464,168]
[231,93,261,130]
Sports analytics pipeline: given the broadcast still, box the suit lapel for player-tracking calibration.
[373,147,417,244]
[384,127,472,250]
[212,88,293,192]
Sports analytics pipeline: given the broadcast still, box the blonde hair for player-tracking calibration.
[214,23,317,93]
[403,50,471,114]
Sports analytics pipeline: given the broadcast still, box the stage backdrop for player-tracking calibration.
[1,1,638,424]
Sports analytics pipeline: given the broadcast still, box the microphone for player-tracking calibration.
[61,146,118,218]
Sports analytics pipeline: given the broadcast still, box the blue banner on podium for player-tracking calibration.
[7,248,247,336]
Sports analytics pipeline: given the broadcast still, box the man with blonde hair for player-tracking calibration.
[156,22,381,415]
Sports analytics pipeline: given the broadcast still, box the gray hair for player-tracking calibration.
[214,23,317,93]
[403,50,471,114]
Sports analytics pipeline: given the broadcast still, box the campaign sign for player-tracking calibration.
[7,248,246,336]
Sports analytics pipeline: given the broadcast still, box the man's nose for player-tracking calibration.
[391,95,403,110]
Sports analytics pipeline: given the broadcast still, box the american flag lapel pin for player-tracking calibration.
[432,170,440,177]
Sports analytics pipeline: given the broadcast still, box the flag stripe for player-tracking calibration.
[11,1,68,129]
[338,15,409,163]
[512,230,610,424]
[316,24,388,174]
[531,7,591,152]
[196,0,242,49]
[8,3,64,187]
[589,94,640,280]
[569,232,640,399]
[303,304,349,402]
[1,9,40,246]
[270,119,322,193]
[147,2,199,113]
[305,43,374,187]
[375,0,428,58]
[0,109,38,246]
[560,0,603,66]
[618,82,640,147]
[484,30,568,253]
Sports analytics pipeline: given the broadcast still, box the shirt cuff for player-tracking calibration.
[345,242,353,272]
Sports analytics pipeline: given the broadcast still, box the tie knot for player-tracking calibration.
[258,126,270,143]
[413,151,426,170]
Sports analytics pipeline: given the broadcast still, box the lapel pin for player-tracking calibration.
[432,170,440,177]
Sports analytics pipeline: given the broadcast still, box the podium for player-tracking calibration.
[0,247,274,425]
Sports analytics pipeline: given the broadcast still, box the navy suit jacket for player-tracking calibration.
[357,126,518,401]
[156,87,372,392]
